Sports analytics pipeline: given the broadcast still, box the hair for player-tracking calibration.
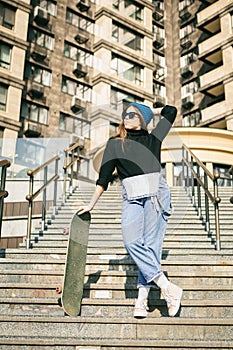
[111,106,147,142]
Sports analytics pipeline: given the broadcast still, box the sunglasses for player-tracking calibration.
[122,112,141,120]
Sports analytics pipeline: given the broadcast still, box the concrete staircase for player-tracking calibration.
[0,184,232,349]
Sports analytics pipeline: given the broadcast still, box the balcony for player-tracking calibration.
[181,65,193,79]
[153,34,164,50]
[73,62,88,79]
[182,94,194,110]
[71,96,86,113]
[28,82,44,99]
[34,6,50,27]
[24,121,42,137]
[201,100,228,123]
[200,65,226,90]
[31,45,47,62]
[76,0,90,12]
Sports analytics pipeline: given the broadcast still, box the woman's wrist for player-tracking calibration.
[152,107,163,116]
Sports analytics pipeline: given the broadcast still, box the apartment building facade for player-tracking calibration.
[0,0,30,160]
[0,0,232,182]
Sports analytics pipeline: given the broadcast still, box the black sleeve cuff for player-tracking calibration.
[161,105,177,123]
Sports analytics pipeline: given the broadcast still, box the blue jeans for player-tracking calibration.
[121,180,170,288]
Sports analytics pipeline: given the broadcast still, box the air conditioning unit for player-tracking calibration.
[73,62,88,79]
[153,34,164,49]
[28,82,44,99]
[182,94,194,110]
[180,36,192,50]
[179,8,191,22]
[153,66,165,81]
[76,0,90,12]
[153,3,163,22]
[34,6,50,26]
[31,44,47,61]
[75,32,89,44]
[181,65,193,79]
[71,96,86,113]
[70,134,85,147]
[24,121,42,137]
[153,96,166,108]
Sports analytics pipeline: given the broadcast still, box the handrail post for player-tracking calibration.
[69,150,74,195]
[41,166,47,232]
[204,172,210,234]
[63,150,68,205]
[182,146,185,188]
[213,173,221,250]
[26,173,34,249]
[197,164,202,219]
[52,158,59,218]
[191,156,195,207]
[0,161,10,239]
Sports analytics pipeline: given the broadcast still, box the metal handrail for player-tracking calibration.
[62,143,84,204]
[0,159,11,238]
[182,144,222,250]
[25,155,60,249]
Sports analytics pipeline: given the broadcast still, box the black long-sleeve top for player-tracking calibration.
[96,105,177,191]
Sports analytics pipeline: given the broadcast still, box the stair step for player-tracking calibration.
[0,337,232,349]
[1,184,232,347]
[0,316,232,341]
[0,297,232,318]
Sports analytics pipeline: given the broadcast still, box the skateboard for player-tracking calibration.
[61,211,91,316]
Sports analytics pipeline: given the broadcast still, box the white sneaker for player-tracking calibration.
[161,282,183,317]
[133,299,148,318]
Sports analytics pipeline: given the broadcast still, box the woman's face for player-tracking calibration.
[123,106,141,130]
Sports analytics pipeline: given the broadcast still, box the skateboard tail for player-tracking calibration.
[61,211,91,317]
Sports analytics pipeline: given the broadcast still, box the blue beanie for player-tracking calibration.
[129,102,154,125]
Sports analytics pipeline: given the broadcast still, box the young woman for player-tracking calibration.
[79,102,182,318]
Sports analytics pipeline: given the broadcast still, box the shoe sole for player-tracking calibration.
[134,309,148,318]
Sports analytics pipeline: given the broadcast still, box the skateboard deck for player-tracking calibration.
[61,211,91,316]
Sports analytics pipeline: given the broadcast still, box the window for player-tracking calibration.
[110,87,143,110]
[113,0,143,22]
[183,110,201,127]
[38,0,57,16]
[66,9,94,34]
[153,25,165,38]
[59,112,90,137]
[153,83,166,97]
[179,0,194,11]
[153,54,166,80]
[30,29,54,50]
[29,65,52,86]
[111,54,143,86]
[62,76,92,101]
[0,42,11,69]
[112,22,143,52]
[180,21,196,39]
[181,79,199,97]
[180,51,198,68]
[64,42,93,65]
[22,102,49,124]
[0,83,8,110]
[64,42,79,61]
[0,4,15,30]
